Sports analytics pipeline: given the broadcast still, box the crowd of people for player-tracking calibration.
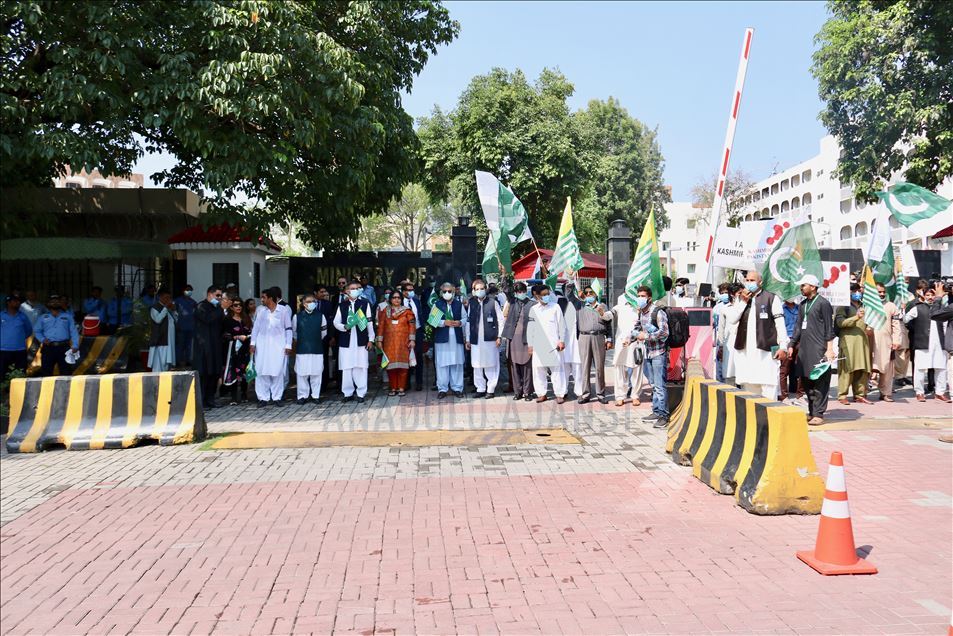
[712,272,953,425]
[3,270,951,428]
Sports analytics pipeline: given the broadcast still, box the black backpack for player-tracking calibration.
[654,306,690,348]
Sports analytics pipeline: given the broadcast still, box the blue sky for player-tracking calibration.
[136,1,831,201]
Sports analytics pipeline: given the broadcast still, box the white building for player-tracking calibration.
[659,202,711,282]
[663,134,953,277]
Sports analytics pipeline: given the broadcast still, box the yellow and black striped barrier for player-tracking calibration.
[26,335,129,376]
[5,371,205,453]
[666,360,824,515]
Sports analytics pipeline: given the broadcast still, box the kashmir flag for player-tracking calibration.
[476,171,533,274]
[895,251,915,306]
[864,209,897,300]
[624,207,665,306]
[548,197,585,277]
[861,266,887,331]
[426,304,443,328]
[354,308,368,330]
[590,277,603,301]
[379,351,390,369]
[760,218,824,300]
[875,182,952,238]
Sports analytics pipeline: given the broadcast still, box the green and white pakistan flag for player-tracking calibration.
[864,209,897,301]
[861,266,887,331]
[624,207,665,307]
[476,171,533,274]
[547,197,585,277]
[875,182,951,238]
[760,218,824,300]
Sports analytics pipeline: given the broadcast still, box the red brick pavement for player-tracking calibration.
[1,430,950,635]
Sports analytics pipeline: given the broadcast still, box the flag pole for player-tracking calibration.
[703,27,754,285]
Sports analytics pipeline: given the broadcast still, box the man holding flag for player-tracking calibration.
[904,283,951,403]
[731,271,789,401]
[432,282,467,398]
[332,280,375,403]
[834,282,872,405]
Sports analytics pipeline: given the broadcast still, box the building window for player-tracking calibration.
[212,262,239,292]
[802,170,812,182]
[840,226,852,240]
[854,222,868,237]
[802,193,812,205]
[889,215,900,229]
[662,242,671,251]
[64,182,82,190]
[781,179,789,192]
[771,183,779,195]
[687,264,696,274]
[253,262,261,297]
[781,201,790,213]
[792,196,800,208]
[792,175,800,188]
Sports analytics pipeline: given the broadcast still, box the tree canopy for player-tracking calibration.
[812,0,953,200]
[1,0,458,243]
[690,168,756,227]
[417,69,668,253]
[358,183,456,251]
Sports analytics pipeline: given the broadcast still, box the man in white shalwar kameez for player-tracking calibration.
[611,293,644,406]
[904,287,950,401]
[433,282,468,398]
[250,288,293,405]
[147,289,177,372]
[333,281,375,402]
[465,280,504,397]
[729,271,789,400]
[528,284,568,403]
[292,294,328,405]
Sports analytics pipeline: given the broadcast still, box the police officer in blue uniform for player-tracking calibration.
[34,294,80,376]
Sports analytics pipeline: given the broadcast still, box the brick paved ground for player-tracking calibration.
[1,375,951,635]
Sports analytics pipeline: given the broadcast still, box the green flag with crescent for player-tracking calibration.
[760,219,824,300]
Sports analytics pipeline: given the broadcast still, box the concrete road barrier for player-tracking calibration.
[26,335,129,376]
[5,371,205,453]
[665,360,824,515]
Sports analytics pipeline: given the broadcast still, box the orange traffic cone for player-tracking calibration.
[797,451,878,575]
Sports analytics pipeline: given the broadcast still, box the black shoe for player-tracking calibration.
[598,396,608,405]
[270,400,282,407]
[577,396,590,404]
[453,391,464,398]
[257,400,268,408]
[357,396,365,404]
[524,394,533,401]
[513,393,523,401]
[475,392,485,398]
[312,397,322,405]
[438,391,447,399]
[653,417,670,429]
[342,395,354,403]
[485,392,494,399]
[641,413,660,422]
[296,398,308,405]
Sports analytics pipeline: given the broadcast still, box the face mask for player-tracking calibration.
[441,291,453,301]
[348,289,361,300]
[474,289,486,299]
[675,285,684,295]
[515,292,528,301]
[636,297,648,309]
[718,293,730,304]
[305,302,317,312]
[184,290,192,297]
[538,295,551,305]
[584,296,595,305]
[744,282,759,293]
[210,297,220,306]
[851,292,862,302]
[406,291,415,299]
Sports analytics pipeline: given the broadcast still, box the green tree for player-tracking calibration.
[417,68,586,248]
[1,0,458,243]
[573,97,669,251]
[812,0,953,200]
[357,183,456,251]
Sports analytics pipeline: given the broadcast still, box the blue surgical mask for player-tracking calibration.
[305,302,317,312]
[584,296,595,305]
[636,297,648,309]
[474,289,486,299]
[515,292,528,301]
[719,293,730,304]
[406,290,415,299]
[851,292,862,302]
[210,297,220,306]
[675,285,685,295]
[184,290,192,297]
[348,289,361,299]
[744,282,759,293]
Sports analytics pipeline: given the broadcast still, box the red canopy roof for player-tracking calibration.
[932,224,953,239]
[167,223,281,252]
[510,248,606,279]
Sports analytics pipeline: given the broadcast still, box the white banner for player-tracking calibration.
[741,208,813,266]
[710,226,752,270]
[898,244,919,277]
[818,261,850,307]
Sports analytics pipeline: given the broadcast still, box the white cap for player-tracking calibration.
[799,274,820,287]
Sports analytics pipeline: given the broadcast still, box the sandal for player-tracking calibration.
[398,390,406,397]
[388,390,397,397]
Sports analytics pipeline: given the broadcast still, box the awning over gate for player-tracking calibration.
[0,238,171,261]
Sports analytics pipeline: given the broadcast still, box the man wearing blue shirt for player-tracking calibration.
[779,298,803,402]
[1,294,33,379]
[82,286,107,326]
[174,284,198,365]
[34,294,80,376]
[105,285,133,334]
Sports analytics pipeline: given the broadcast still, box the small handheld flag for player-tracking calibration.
[426,304,443,328]
[625,207,665,307]
[861,266,887,331]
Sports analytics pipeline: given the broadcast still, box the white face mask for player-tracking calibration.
[473,289,486,299]
[675,285,684,295]
[348,289,361,299]
[441,291,453,301]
